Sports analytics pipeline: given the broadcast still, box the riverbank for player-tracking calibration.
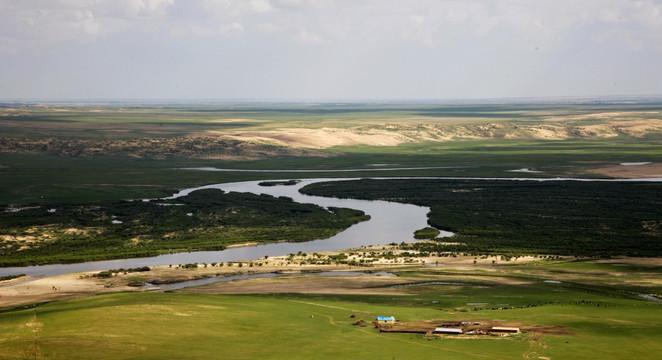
[3,249,660,311]
[588,162,662,178]
[2,176,661,309]
[0,244,544,310]
[0,178,432,277]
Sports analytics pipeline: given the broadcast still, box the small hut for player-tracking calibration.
[434,327,463,334]
[490,326,520,334]
[376,316,395,325]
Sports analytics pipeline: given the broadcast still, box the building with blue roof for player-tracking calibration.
[376,316,395,324]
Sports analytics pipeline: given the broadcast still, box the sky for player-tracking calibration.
[1,0,661,101]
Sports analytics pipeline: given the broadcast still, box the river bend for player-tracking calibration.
[0,178,436,277]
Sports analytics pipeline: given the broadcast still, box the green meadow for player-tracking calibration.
[1,259,661,360]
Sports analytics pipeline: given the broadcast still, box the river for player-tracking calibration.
[0,178,438,278]
[2,176,661,278]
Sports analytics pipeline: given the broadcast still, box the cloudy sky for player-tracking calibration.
[1,0,661,100]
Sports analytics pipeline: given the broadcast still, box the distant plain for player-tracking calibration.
[1,101,661,359]
[2,102,662,204]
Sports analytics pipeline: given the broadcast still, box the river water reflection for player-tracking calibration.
[0,178,440,277]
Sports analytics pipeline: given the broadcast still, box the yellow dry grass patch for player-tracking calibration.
[216,112,662,148]
[610,119,662,137]
[1,234,40,243]
[63,227,98,235]
[129,236,153,246]
[544,111,662,122]
[0,272,133,311]
[228,128,409,148]
[1,226,103,251]
[204,118,266,124]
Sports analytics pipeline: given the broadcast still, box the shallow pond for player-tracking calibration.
[144,270,396,291]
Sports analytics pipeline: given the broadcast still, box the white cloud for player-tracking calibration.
[100,0,174,18]
[2,0,662,99]
[221,22,245,35]
[171,22,244,38]
[250,0,272,13]
[409,15,425,24]
[257,22,281,34]
[0,0,175,54]
[3,0,659,54]
[296,28,325,45]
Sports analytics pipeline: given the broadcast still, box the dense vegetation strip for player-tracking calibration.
[0,189,369,266]
[301,179,662,256]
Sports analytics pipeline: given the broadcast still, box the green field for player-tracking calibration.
[1,102,662,359]
[1,259,661,359]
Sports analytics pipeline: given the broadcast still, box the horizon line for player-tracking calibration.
[2,94,662,105]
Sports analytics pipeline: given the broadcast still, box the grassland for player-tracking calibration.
[1,101,661,359]
[0,257,660,359]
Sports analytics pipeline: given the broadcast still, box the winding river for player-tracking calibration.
[2,176,661,278]
[0,178,438,278]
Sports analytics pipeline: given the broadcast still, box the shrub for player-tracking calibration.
[414,227,441,239]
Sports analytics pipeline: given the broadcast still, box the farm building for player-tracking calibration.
[490,326,520,334]
[434,327,464,334]
[376,316,395,324]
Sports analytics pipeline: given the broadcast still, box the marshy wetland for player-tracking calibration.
[1,102,662,359]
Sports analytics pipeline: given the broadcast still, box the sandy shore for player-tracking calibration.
[0,245,542,310]
[0,272,134,310]
[2,242,657,311]
[587,162,662,178]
